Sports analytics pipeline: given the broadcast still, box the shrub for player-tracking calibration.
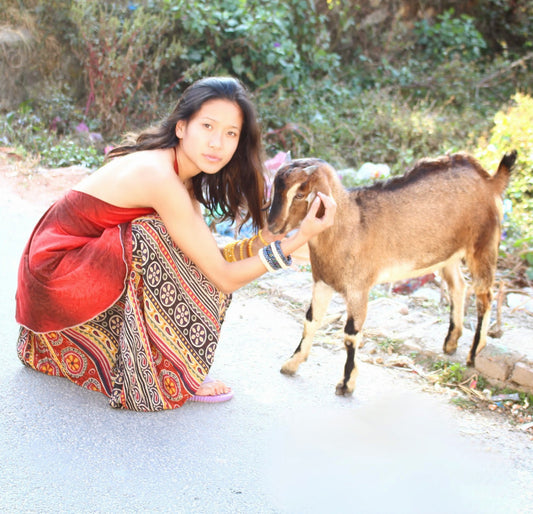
[68,0,183,134]
[414,9,487,64]
[162,0,339,91]
[256,78,490,173]
[0,87,105,169]
[475,92,533,279]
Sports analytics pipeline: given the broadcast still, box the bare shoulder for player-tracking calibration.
[127,149,178,187]
[76,148,184,208]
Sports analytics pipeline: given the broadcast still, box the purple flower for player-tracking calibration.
[273,42,281,48]
[76,122,89,133]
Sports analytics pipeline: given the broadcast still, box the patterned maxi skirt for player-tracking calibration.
[17,215,232,411]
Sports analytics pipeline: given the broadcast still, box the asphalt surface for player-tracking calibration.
[1,184,533,513]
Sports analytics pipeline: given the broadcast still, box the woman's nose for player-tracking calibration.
[209,132,222,149]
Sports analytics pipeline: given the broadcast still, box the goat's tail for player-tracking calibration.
[491,149,517,193]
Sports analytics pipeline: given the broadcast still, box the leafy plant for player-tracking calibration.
[69,0,183,134]
[256,78,489,171]
[37,139,103,168]
[431,360,466,385]
[475,92,533,279]
[162,0,339,91]
[0,90,105,169]
[377,337,402,353]
[414,9,487,64]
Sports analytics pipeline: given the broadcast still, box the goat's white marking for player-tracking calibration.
[282,183,301,221]
[280,281,334,375]
[375,251,466,284]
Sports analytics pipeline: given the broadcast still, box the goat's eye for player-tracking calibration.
[294,192,305,200]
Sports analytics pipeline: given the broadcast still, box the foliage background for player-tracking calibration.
[1,0,532,277]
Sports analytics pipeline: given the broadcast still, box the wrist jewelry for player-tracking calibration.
[247,234,258,257]
[258,229,268,246]
[258,246,277,272]
[223,241,238,262]
[259,241,292,272]
[272,240,292,268]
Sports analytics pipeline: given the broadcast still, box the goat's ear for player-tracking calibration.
[315,176,332,197]
[306,175,331,218]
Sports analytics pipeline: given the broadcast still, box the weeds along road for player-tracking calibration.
[1,169,532,513]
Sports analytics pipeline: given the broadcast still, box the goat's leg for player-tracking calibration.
[467,288,493,366]
[335,290,368,396]
[280,280,334,375]
[441,262,466,355]
[466,241,498,366]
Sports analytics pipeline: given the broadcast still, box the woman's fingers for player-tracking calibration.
[316,192,336,226]
[306,194,323,218]
[301,192,336,239]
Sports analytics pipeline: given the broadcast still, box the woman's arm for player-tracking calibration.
[147,169,335,294]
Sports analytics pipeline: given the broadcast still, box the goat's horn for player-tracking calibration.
[303,164,318,175]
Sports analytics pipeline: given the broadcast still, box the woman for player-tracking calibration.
[15,77,335,411]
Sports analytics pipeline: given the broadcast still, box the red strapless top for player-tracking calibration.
[16,190,155,332]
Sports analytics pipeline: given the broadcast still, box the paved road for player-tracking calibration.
[1,183,532,513]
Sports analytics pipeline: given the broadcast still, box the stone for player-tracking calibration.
[475,351,511,381]
[510,362,533,389]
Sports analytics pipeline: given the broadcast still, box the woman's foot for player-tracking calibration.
[195,378,231,396]
[189,376,233,403]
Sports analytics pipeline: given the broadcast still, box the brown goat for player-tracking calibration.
[267,151,516,396]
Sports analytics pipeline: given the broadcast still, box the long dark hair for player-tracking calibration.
[107,77,266,230]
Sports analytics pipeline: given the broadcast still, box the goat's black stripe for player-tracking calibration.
[445,322,456,339]
[469,314,484,365]
[306,305,313,322]
[344,317,357,335]
[343,342,356,387]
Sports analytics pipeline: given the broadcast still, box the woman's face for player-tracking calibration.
[175,99,243,179]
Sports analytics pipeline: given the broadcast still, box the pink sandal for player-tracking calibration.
[189,376,234,403]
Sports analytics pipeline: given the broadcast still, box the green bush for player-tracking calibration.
[256,78,491,172]
[160,0,339,90]
[68,1,184,134]
[0,88,104,169]
[475,92,533,278]
[414,9,487,64]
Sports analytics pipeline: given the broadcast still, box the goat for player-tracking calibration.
[267,151,517,396]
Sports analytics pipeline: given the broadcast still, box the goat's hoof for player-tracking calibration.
[280,361,298,376]
[443,342,458,355]
[335,382,354,396]
[466,355,475,367]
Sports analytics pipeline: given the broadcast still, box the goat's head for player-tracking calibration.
[267,158,334,235]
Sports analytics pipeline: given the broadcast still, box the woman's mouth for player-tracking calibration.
[203,153,222,163]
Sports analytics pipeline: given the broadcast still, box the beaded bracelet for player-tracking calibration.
[223,241,238,262]
[272,240,292,268]
[258,246,277,272]
[247,234,258,257]
[259,241,292,272]
[225,232,287,265]
[258,229,268,246]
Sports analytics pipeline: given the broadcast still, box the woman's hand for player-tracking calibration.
[298,192,336,240]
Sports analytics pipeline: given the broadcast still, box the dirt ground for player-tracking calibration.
[0,148,89,205]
